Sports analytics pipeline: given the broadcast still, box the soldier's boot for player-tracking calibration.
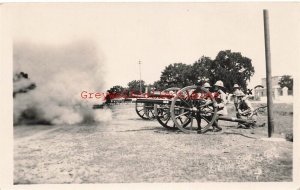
[196,118,202,134]
[212,120,222,132]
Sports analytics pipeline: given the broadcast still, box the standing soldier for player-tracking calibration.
[213,80,228,116]
[196,82,212,132]
[232,84,242,114]
[211,80,227,131]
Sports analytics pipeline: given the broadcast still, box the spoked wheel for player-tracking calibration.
[154,87,189,129]
[170,85,218,133]
[135,102,156,120]
[154,104,191,129]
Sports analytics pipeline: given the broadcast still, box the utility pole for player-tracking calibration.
[139,60,142,94]
[263,9,274,137]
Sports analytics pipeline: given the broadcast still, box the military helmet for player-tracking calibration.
[214,80,224,88]
[203,82,211,88]
[233,84,240,88]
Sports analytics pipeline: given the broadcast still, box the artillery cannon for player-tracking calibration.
[170,85,267,133]
[136,85,266,134]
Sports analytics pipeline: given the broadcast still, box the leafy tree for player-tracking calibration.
[127,80,146,93]
[191,56,213,85]
[278,75,293,90]
[154,51,254,92]
[108,85,125,93]
[159,63,194,89]
[208,50,255,92]
[152,80,165,91]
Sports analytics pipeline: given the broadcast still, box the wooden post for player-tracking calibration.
[263,9,274,137]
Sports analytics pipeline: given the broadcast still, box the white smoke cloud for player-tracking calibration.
[13,41,112,125]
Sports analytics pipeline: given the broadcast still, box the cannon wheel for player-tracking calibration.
[154,104,176,129]
[154,87,189,129]
[170,85,218,133]
[154,104,191,129]
[135,102,156,120]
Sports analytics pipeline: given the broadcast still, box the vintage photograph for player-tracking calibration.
[5,2,298,185]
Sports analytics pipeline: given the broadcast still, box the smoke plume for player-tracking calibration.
[13,41,112,125]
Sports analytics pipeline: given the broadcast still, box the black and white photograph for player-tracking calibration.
[0,2,300,189]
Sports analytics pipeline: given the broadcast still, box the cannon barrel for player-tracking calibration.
[217,115,251,123]
[136,98,172,105]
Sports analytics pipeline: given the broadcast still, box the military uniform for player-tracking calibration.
[214,89,228,116]
[211,81,227,131]
[232,84,242,112]
[236,93,257,128]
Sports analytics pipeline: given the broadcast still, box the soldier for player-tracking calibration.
[203,82,211,89]
[203,82,211,91]
[232,84,242,113]
[233,84,242,95]
[236,91,257,128]
[213,80,228,116]
[199,82,211,98]
[211,80,227,131]
[196,82,212,132]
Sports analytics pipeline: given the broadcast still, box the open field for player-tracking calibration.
[14,103,293,183]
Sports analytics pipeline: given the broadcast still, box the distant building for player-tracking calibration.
[254,76,293,102]
[261,76,282,89]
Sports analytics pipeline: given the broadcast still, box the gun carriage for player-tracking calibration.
[136,85,267,134]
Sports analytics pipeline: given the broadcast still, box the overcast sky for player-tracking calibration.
[6,3,300,90]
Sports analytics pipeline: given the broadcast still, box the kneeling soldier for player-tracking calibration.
[236,91,257,128]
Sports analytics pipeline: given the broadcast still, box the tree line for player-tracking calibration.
[107,50,293,94]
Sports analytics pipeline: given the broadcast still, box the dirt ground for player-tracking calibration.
[14,103,293,184]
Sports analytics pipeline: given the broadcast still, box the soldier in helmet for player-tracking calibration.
[236,91,256,128]
[213,80,228,115]
[233,84,241,94]
[203,82,211,89]
[200,82,211,98]
[196,82,212,131]
[232,84,242,112]
[210,80,228,131]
